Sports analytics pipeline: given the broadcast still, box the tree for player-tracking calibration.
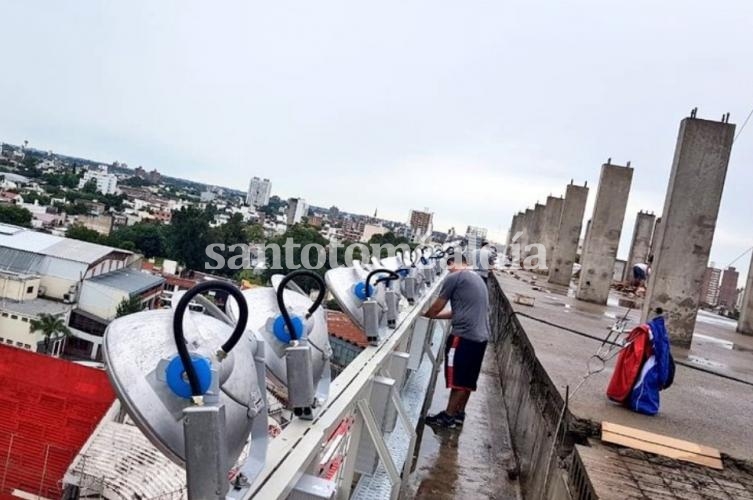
[0,204,32,227]
[259,195,286,218]
[245,223,265,243]
[66,224,105,244]
[109,222,167,258]
[82,178,98,194]
[116,296,144,317]
[367,231,414,257]
[168,206,212,270]
[29,313,72,355]
[263,224,329,286]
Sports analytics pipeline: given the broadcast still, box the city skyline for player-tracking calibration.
[1,1,752,269]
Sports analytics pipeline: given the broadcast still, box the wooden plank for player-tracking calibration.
[602,421,720,459]
[601,430,723,470]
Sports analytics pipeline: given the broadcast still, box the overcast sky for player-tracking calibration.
[1,1,752,278]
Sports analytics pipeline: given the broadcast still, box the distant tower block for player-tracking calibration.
[738,251,753,336]
[642,116,735,347]
[624,211,656,280]
[541,196,565,271]
[527,203,546,261]
[576,163,633,304]
[549,183,588,286]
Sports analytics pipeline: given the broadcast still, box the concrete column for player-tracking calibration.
[642,116,735,347]
[576,162,633,304]
[624,211,656,280]
[526,203,546,262]
[505,212,521,256]
[648,216,663,263]
[738,251,753,335]
[549,182,589,286]
[517,208,533,264]
[541,195,565,271]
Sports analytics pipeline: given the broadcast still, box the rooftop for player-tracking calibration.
[0,345,115,498]
[327,310,368,348]
[0,223,131,265]
[0,297,71,316]
[493,269,753,460]
[86,268,165,296]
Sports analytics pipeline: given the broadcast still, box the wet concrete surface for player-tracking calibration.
[407,349,521,500]
[496,269,753,461]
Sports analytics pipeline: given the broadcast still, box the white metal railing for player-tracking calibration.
[236,272,447,499]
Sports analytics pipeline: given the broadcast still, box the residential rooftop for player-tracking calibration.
[1,297,71,316]
[0,223,131,264]
[87,268,166,296]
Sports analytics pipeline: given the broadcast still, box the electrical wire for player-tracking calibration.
[276,270,326,342]
[512,311,753,387]
[173,280,249,398]
[365,269,400,297]
[734,105,753,143]
[725,245,753,269]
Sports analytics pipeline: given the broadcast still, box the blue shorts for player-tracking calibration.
[633,266,647,281]
[444,334,487,392]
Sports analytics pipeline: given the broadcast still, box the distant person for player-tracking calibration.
[632,262,650,288]
[473,240,497,284]
[423,251,490,428]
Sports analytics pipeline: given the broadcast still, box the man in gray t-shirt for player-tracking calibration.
[423,251,490,428]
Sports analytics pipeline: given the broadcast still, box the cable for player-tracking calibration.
[734,106,753,143]
[365,269,400,298]
[173,280,249,398]
[276,270,326,342]
[725,245,753,269]
[512,311,753,388]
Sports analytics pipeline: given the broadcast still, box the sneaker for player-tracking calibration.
[454,411,465,426]
[425,411,457,428]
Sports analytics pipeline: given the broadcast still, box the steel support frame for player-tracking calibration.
[241,274,447,499]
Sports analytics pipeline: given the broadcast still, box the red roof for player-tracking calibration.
[327,310,368,348]
[0,346,115,499]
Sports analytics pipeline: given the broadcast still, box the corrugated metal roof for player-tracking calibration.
[87,268,165,296]
[0,223,131,264]
[0,247,45,274]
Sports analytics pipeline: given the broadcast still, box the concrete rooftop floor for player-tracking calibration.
[495,269,753,461]
[408,348,521,500]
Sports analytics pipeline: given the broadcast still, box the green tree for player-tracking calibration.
[259,195,286,218]
[116,296,144,317]
[168,206,212,270]
[29,313,72,355]
[66,224,105,244]
[0,204,32,227]
[109,222,167,258]
[263,224,329,286]
[367,231,413,256]
[82,178,98,194]
[244,223,265,243]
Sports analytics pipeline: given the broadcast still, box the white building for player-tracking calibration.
[79,166,118,195]
[247,176,271,207]
[200,190,216,202]
[360,223,389,243]
[0,223,154,359]
[286,197,308,225]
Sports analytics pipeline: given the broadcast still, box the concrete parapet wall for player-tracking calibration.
[489,278,575,500]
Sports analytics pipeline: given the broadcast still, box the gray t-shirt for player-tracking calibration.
[438,269,491,342]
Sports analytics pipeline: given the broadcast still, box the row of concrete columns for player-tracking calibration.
[505,113,751,347]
